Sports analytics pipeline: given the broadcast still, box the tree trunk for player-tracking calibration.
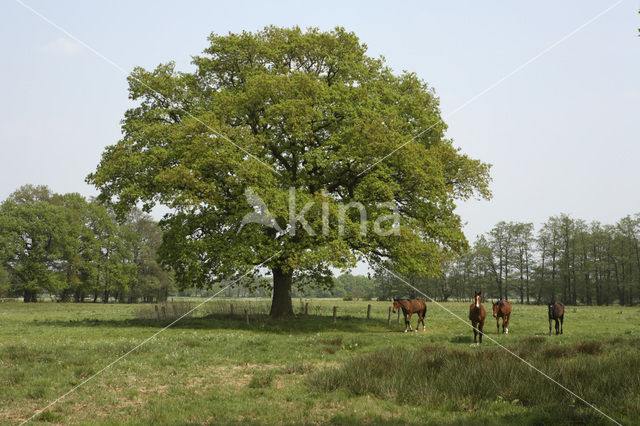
[23,289,37,302]
[60,288,72,302]
[269,267,294,318]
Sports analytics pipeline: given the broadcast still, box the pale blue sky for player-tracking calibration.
[1,0,639,247]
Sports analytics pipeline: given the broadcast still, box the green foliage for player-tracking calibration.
[0,266,9,298]
[125,210,174,302]
[0,185,171,303]
[87,26,492,316]
[0,188,68,301]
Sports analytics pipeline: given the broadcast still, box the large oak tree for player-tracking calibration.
[88,26,491,317]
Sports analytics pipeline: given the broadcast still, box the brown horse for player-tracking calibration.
[392,298,427,332]
[492,299,512,334]
[468,291,486,343]
[548,301,565,335]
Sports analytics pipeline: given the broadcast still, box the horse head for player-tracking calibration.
[392,298,400,313]
[492,300,500,318]
[474,291,482,309]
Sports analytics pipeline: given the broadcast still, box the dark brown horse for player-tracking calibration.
[548,301,564,335]
[492,299,512,334]
[469,291,486,343]
[392,299,427,332]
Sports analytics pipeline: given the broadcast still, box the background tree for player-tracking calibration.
[537,218,561,302]
[0,266,9,298]
[433,213,640,306]
[511,222,534,304]
[88,26,492,317]
[53,192,87,302]
[475,223,515,300]
[124,209,174,302]
[0,186,67,302]
[0,185,171,303]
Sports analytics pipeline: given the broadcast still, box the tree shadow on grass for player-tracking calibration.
[27,314,391,334]
[449,335,474,343]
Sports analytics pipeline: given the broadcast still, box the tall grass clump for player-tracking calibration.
[199,299,271,318]
[308,338,640,422]
[249,370,276,389]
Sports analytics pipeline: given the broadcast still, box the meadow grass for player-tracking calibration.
[0,299,638,424]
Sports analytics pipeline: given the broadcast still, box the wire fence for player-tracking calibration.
[132,298,389,322]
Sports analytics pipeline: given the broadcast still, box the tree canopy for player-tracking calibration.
[88,26,491,317]
[0,185,172,302]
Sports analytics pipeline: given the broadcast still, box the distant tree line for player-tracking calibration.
[379,214,640,306]
[293,273,378,300]
[3,185,636,307]
[0,185,173,303]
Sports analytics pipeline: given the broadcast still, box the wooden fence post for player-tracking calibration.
[367,304,371,319]
[230,303,234,316]
[161,305,166,320]
[388,306,392,326]
[155,305,160,321]
[332,306,337,326]
[305,302,309,315]
[244,308,249,325]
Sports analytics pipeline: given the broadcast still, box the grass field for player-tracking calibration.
[1,299,639,425]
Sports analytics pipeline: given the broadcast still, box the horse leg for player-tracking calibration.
[504,314,509,334]
[408,313,414,332]
[496,317,500,334]
[404,312,409,332]
[479,319,485,344]
[472,321,478,343]
[421,311,426,331]
[549,318,552,336]
[555,318,560,335]
[560,315,563,335]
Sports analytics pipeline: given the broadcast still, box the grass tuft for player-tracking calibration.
[282,361,314,375]
[248,370,276,389]
[573,341,602,355]
[36,411,63,422]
